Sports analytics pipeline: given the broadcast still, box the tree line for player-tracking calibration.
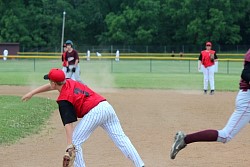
[0,0,249,50]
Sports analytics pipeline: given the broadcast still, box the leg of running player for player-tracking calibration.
[203,67,209,93]
[170,90,250,159]
[184,90,250,144]
[100,101,145,167]
[217,90,250,143]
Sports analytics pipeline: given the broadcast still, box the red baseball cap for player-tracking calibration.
[206,42,212,46]
[43,68,65,82]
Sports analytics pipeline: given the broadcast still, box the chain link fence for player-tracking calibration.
[20,44,250,54]
[0,57,243,75]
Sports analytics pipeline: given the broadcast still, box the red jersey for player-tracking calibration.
[200,50,216,68]
[61,52,67,67]
[57,80,106,118]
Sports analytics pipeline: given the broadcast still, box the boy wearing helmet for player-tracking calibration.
[65,40,83,83]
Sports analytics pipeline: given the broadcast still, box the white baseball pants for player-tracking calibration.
[65,64,83,83]
[202,65,215,90]
[72,101,144,167]
[217,89,250,143]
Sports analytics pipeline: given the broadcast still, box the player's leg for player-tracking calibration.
[62,67,67,75]
[66,65,73,79]
[203,68,209,93]
[170,129,218,159]
[72,105,107,167]
[176,90,250,145]
[74,64,84,83]
[208,65,215,94]
[170,90,250,159]
[71,73,76,81]
[100,101,144,167]
[217,90,250,143]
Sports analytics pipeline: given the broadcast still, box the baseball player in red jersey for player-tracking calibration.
[198,42,218,95]
[62,44,69,75]
[170,49,250,160]
[21,68,145,167]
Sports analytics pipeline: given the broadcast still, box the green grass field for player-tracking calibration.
[0,96,57,145]
[0,58,242,145]
[0,58,242,91]
[0,58,243,74]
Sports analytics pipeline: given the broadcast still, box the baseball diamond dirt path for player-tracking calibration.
[0,85,249,167]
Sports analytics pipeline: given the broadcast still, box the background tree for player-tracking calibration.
[100,0,161,45]
[0,0,249,50]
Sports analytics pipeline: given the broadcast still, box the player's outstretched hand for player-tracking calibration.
[21,92,33,102]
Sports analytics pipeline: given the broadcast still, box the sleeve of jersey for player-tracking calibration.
[241,62,250,82]
[57,100,77,126]
[198,53,202,61]
[214,52,218,59]
[75,51,79,60]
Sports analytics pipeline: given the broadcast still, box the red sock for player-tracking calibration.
[184,129,218,144]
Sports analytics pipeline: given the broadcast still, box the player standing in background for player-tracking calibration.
[65,40,83,83]
[21,68,145,167]
[61,44,70,76]
[3,49,8,61]
[170,49,250,160]
[198,42,218,95]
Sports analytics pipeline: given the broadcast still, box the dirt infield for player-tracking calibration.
[0,86,249,167]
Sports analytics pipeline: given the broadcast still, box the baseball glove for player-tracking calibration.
[72,67,76,73]
[210,54,214,62]
[63,144,76,167]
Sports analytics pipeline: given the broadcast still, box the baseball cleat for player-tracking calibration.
[210,90,214,95]
[170,131,187,159]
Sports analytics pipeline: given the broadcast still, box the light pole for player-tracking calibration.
[61,11,66,53]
